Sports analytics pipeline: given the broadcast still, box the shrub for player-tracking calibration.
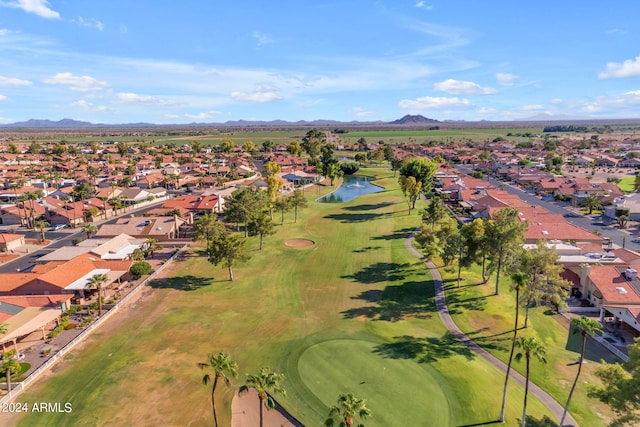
[340,161,360,175]
[130,261,153,278]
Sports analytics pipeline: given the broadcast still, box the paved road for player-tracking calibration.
[455,165,638,251]
[0,202,165,274]
[405,236,579,427]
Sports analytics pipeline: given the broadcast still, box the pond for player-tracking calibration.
[317,175,383,203]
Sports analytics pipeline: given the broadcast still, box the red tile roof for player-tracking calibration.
[588,266,640,304]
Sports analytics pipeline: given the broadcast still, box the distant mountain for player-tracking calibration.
[1,118,98,128]
[388,114,439,125]
[0,118,386,129]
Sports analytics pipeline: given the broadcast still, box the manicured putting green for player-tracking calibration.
[298,339,454,426]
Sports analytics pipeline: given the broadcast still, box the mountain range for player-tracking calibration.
[0,115,439,129]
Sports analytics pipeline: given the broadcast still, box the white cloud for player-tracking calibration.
[184,111,222,120]
[522,104,544,111]
[73,16,105,31]
[496,73,518,86]
[415,1,433,11]
[398,96,473,109]
[231,91,282,103]
[0,0,59,19]
[116,92,174,105]
[352,107,376,117]
[71,100,109,112]
[551,98,563,104]
[434,79,496,95]
[477,107,497,114]
[0,75,32,87]
[0,94,8,101]
[43,72,108,92]
[599,56,640,79]
[252,31,273,47]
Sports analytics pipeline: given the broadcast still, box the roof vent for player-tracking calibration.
[616,287,628,294]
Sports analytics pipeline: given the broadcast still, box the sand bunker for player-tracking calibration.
[284,239,315,248]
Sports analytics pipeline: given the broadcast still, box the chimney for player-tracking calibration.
[579,264,592,288]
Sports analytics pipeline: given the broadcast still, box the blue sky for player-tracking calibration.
[1,0,640,124]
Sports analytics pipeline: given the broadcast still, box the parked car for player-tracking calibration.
[49,224,66,231]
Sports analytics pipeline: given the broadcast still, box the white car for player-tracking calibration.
[50,224,66,231]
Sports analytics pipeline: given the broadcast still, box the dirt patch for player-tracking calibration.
[232,388,304,427]
[284,239,315,248]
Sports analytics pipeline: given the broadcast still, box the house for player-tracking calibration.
[620,158,640,168]
[37,233,146,262]
[135,172,166,189]
[0,233,25,252]
[0,205,25,226]
[119,188,153,206]
[574,155,595,167]
[0,294,73,352]
[605,194,640,221]
[0,253,132,297]
[95,216,186,241]
[578,264,640,334]
[595,156,619,167]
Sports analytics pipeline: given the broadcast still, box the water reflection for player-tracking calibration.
[318,175,382,203]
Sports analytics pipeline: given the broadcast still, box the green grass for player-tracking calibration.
[298,339,453,426]
[438,261,616,426]
[11,170,561,426]
[618,176,635,193]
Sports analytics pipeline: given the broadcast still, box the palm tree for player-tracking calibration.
[81,222,98,239]
[559,316,603,427]
[499,270,529,422]
[238,367,286,427]
[197,352,238,427]
[515,336,547,427]
[145,238,162,258]
[34,220,50,242]
[584,194,601,215]
[325,392,372,427]
[85,273,108,316]
[1,357,21,393]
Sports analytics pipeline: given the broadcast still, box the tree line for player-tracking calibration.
[413,199,640,425]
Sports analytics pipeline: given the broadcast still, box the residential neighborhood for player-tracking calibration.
[0,127,639,425]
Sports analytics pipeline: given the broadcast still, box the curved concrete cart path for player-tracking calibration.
[405,236,579,427]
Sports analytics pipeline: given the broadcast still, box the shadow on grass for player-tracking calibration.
[351,289,384,302]
[462,331,509,352]
[457,420,501,427]
[565,324,620,364]
[148,274,215,291]
[342,262,411,284]
[343,281,435,322]
[175,248,207,261]
[323,212,388,223]
[523,415,559,427]
[373,332,475,363]
[370,227,416,241]
[353,245,383,253]
[342,202,394,211]
[444,289,489,314]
